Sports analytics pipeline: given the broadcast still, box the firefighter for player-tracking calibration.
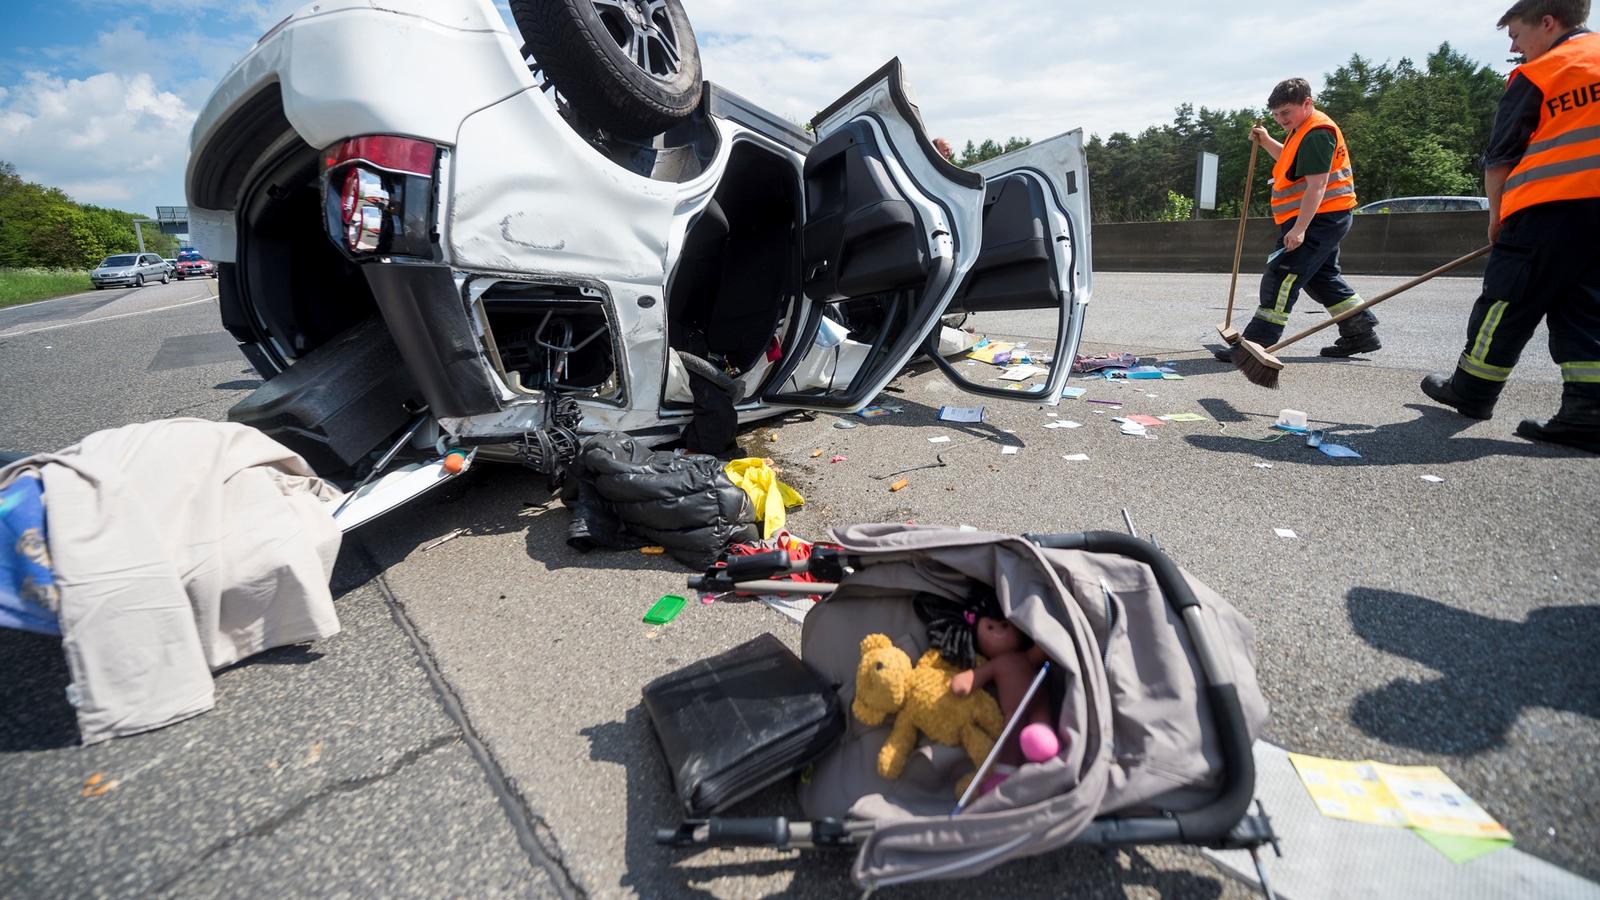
[1214,78,1380,361]
[1421,0,1600,454]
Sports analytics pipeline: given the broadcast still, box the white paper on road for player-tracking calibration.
[999,365,1047,381]
[927,435,952,443]
[1061,454,1090,461]
[1421,475,1445,483]
[1274,528,1298,540]
[937,405,985,423]
[759,595,812,625]
[1001,446,1019,455]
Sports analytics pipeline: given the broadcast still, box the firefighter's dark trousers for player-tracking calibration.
[1243,210,1377,346]
[1449,199,1600,403]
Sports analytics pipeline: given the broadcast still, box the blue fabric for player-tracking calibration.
[0,473,60,636]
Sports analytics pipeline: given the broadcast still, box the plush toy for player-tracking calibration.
[852,633,1004,793]
[949,615,1060,765]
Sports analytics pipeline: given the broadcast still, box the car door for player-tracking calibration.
[923,130,1091,404]
[758,59,985,411]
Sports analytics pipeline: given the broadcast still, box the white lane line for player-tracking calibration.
[0,295,217,340]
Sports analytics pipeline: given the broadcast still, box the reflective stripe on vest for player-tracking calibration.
[1270,110,1358,224]
[1501,32,1600,221]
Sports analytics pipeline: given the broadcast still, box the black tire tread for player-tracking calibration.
[510,0,701,139]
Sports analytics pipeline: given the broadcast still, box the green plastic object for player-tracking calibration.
[644,594,687,625]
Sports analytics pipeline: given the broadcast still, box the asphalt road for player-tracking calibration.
[0,272,1595,898]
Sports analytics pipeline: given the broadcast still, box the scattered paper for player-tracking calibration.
[1061,453,1090,461]
[1001,446,1019,455]
[1288,754,1513,844]
[1125,415,1165,427]
[1044,420,1083,430]
[1415,830,1515,865]
[1319,443,1362,459]
[1421,475,1445,483]
[1060,386,1088,399]
[759,594,814,624]
[1254,462,1274,469]
[1274,528,1298,539]
[999,365,1047,382]
[1125,366,1164,380]
[938,405,986,423]
[927,435,952,443]
[1120,422,1148,436]
[1162,373,1186,380]
[968,341,1015,364]
[1087,399,1123,407]
[1159,413,1210,423]
[829,455,847,463]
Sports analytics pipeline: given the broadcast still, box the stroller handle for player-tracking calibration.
[1024,531,1257,848]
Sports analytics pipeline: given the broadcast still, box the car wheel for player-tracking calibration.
[161,272,171,284]
[512,0,702,140]
[135,274,145,287]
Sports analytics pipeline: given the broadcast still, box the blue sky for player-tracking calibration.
[0,0,1516,216]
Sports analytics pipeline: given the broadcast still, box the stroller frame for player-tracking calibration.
[659,531,1282,894]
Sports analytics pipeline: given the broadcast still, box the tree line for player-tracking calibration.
[0,161,178,269]
[957,43,1506,224]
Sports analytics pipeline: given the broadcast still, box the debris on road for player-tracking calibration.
[1421,475,1446,483]
[937,405,986,423]
[829,455,848,464]
[811,449,825,458]
[1001,446,1019,455]
[640,546,667,555]
[928,436,952,444]
[80,773,118,798]
[889,479,910,492]
[1318,444,1362,459]
[643,595,687,625]
[421,528,465,552]
[1274,528,1298,540]
[1288,753,1513,863]
[1062,454,1090,462]
[1061,386,1088,399]
[833,420,858,430]
[1254,463,1275,469]
[1072,352,1138,374]
[1159,413,1209,422]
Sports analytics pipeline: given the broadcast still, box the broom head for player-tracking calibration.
[1231,339,1283,388]
[1216,324,1241,344]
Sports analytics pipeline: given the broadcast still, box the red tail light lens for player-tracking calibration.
[322,136,435,177]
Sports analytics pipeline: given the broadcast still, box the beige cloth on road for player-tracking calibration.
[0,419,344,744]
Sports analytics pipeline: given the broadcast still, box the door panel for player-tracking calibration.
[761,59,984,412]
[927,130,1092,405]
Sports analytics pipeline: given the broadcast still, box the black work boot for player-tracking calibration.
[1515,390,1600,454]
[1320,311,1381,357]
[1421,373,1497,420]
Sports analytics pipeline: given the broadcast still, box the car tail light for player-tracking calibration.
[322,136,438,258]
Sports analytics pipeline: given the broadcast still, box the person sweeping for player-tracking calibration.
[1214,78,1382,362]
[1420,0,1600,454]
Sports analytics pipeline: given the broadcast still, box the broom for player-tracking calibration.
[1217,134,1262,345]
[1232,244,1492,388]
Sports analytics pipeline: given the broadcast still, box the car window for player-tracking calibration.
[103,255,138,266]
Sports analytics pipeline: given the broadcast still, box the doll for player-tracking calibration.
[950,613,1060,766]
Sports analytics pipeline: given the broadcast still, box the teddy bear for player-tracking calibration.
[851,633,1005,794]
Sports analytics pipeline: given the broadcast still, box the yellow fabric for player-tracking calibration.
[724,458,804,539]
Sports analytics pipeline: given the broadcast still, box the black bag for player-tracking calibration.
[643,633,845,816]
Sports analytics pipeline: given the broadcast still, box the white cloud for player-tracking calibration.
[0,70,194,213]
[679,0,1514,150]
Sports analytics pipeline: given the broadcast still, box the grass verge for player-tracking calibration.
[0,268,93,309]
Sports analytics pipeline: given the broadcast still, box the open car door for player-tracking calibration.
[759,59,984,411]
[926,130,1093,405]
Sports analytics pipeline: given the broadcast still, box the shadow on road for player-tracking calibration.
[1346,588,1600,755]
[1184,402,1565,465]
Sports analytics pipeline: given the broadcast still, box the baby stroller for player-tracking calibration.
[658,524,1281,894]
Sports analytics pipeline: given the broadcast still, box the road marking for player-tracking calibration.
[0,295,217,340]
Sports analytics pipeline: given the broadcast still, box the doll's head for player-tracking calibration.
[975,615,1029,657]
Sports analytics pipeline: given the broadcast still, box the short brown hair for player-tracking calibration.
[1268,78,1313,109]
[1498,0,1589,28]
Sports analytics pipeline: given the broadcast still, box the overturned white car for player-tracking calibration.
[186,0,1092,516]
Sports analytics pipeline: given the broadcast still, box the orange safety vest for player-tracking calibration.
[1500,31,1600,221]
[1269,109,1358,224]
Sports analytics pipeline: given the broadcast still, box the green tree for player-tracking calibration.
[0,160,173,267]
[954,136,1033,168]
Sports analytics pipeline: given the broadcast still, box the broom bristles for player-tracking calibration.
[1231,340,1283,388]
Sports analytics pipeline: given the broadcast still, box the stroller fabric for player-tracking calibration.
[796,524,1268,887]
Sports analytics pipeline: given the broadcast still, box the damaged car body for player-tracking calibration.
[186,0,1094,525]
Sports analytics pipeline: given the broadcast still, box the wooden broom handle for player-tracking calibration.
[1266,245,1493,353]
[1223,136,1261,326]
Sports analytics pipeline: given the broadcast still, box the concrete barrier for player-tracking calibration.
[1093,211,1490,277]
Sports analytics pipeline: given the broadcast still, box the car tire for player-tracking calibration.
[161,272,170,284]
[511,0,702,140]
[135,274,145,288]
